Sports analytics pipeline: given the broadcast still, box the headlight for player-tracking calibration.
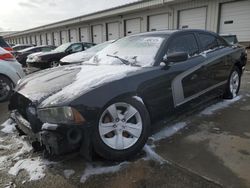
[34,56,41,62]
[37,106,85,124]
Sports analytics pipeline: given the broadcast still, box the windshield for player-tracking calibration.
[54,43,72,52]
[89,35,166,67]
[85,41,113,53]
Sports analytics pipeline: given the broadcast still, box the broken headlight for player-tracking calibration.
[37,107,85,124]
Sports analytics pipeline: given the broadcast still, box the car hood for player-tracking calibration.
[28,52,43,58]
[60,51,94,63]
[16,64,141,107]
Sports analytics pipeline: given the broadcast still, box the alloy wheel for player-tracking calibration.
[98,102,143,150]
[229,70,239,98]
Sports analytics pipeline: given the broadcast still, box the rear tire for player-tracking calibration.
[92,98,150,161]
[223,66,241,99]
[0,75,13,102]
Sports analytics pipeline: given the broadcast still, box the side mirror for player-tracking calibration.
[163,52,188,64]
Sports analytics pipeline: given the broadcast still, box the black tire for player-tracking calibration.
[223,66,241,99]
[0,75,13,102]
[92,97,151,161]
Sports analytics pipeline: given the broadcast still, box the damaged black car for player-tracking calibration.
[9,30,247,161]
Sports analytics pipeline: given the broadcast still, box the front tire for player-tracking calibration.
[0,75,13,102]
[92,98,150,161]
[224,66,241,99]
[50,61,59,68]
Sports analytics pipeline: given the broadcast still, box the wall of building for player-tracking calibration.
[4,0,249,46]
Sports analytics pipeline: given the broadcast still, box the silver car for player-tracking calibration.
[60,40,114,65]
[0,47,25,102]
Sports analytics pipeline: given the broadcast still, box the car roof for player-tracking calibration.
[132,29,219,37]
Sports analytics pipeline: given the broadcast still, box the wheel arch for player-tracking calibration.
[101,92,152,124]
[0,73,15,86]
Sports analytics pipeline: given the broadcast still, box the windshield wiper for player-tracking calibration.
[107,54,130,65]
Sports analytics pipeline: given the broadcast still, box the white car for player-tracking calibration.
[0,47,25,102]
[60,40,114,65]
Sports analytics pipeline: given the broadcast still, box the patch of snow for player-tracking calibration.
[200,49,214,58]
[80,162,128,183]
[152,122,187,142]
[12,137,33,159]
[1,119,16,134]
[246,94,250,97]
[9,158,46,181]
[0,144,12,150]
[200,96,242,115]
[143,145,166,164]
[41,65,140,106]
[0,156,9,170]
[42,123,58,130]
[63,169,75,179]
[133,96,144,104]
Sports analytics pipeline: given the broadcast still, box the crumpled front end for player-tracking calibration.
[9,93,93,158]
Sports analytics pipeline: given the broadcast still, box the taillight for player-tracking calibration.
[0,53,15,61]
[4,47,13,52]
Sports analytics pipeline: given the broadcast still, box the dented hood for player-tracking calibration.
[16,64,140,107]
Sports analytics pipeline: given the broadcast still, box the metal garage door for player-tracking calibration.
[125,18,141,36]
[47,33,53,45]
[107,22,120,40]
[219,1,250,42]
[41,34,47,45]
[31,36,36,45]
[36,35,41,45]
[148,13,169,31]
[69,29,78,42]
[53,32,60,46]
[178,7,207,29]
[80,27,89,42]
[61,30,68,44]
[92,25,103,44]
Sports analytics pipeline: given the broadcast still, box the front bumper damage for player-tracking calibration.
[10,110,93,160]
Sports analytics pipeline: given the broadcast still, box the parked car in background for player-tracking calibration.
[60,40,114,65]
[13,44,35,52]
[9,30,247,161]
[15,45,56,66]
[0,47,25,102]
[0,36,13,52]
[27,42,95,70]
[8,43,15,47]
[220,34,239,45]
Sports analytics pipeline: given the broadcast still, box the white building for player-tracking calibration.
[3,0,250,46]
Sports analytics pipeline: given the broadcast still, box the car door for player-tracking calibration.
[166,32,210,107]
[197,33,230,89]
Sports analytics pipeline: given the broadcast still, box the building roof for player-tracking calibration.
[4,0,178,38]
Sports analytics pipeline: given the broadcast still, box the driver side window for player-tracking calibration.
[167,34,199,57]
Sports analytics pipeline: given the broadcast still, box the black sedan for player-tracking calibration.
[9,30,247,161]
[15,45,56,66]
[27,42,95,69]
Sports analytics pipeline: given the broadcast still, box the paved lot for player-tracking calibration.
[0,55,249,188]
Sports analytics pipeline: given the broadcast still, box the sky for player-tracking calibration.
[0,0,139,31]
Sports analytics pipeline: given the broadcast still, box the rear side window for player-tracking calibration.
[217,37,228,47]
[41,47,52,52]
[199,33,219,51]
[167,34,199,56]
